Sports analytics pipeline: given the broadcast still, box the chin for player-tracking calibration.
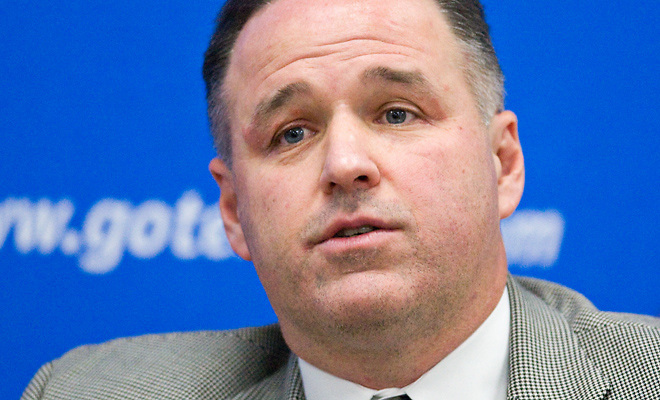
[319,272,417,323]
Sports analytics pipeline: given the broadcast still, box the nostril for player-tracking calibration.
[356,175,369,182]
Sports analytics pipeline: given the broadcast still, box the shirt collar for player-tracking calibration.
[299,287,510,400]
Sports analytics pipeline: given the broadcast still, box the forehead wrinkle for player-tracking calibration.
[363,66,423,85]
[362,66,437,97]
[254,36,428,83]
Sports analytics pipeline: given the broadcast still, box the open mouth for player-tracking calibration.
[333,225,378,238]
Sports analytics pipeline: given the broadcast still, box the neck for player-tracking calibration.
[282,259,508,389]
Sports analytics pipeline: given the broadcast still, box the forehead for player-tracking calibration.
[238,0,447,47]
[224,0,465,121]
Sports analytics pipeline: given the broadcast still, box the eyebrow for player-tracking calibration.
[249,67,433,128]
[251,81,311,127]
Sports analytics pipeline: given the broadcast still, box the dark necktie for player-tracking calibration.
[377,396,411,400]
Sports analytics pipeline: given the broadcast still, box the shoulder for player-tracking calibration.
[511,276,660,397]
[51,324,289,369]
[21,325,291,400]
[513,275,660,329]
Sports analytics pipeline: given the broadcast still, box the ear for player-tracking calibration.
[489,110,525,219]
[209,158,252,260]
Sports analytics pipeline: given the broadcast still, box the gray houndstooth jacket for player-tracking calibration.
[21,276,660,399]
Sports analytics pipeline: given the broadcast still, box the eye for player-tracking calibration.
[276,125,317,148]
[282,126,307,144]
[383,108,415,125]
[269,122,317,151]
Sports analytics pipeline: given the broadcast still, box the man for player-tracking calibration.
[22,0,660,399]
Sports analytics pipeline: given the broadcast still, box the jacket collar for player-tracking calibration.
[506,276,611,400]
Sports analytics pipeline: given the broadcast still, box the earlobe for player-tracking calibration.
[489,111,525,219]
[209,158,252,261]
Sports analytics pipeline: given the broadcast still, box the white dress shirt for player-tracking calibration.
[299,287,510,400]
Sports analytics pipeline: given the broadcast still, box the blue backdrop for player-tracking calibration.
[2,1,658,398]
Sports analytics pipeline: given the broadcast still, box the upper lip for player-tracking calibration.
[310,215,399,246]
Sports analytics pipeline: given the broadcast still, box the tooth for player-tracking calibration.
[356,226,375,235]
[337,225,376,238]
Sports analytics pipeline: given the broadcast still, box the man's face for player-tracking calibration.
[212,0,523,346]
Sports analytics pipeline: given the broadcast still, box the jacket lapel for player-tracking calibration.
[507,277,611,400]
[231,353,305,400]
[282,356,306,400]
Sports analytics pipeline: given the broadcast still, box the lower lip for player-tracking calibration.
[316,229,398,254]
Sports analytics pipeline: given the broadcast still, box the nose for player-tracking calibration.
[319,114,381,194]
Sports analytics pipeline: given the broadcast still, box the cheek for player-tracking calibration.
[396,134,498,230]
[242,168,296,214]
[237,169,308,257]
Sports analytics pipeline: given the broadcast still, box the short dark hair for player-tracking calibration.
[202,0,504,167]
